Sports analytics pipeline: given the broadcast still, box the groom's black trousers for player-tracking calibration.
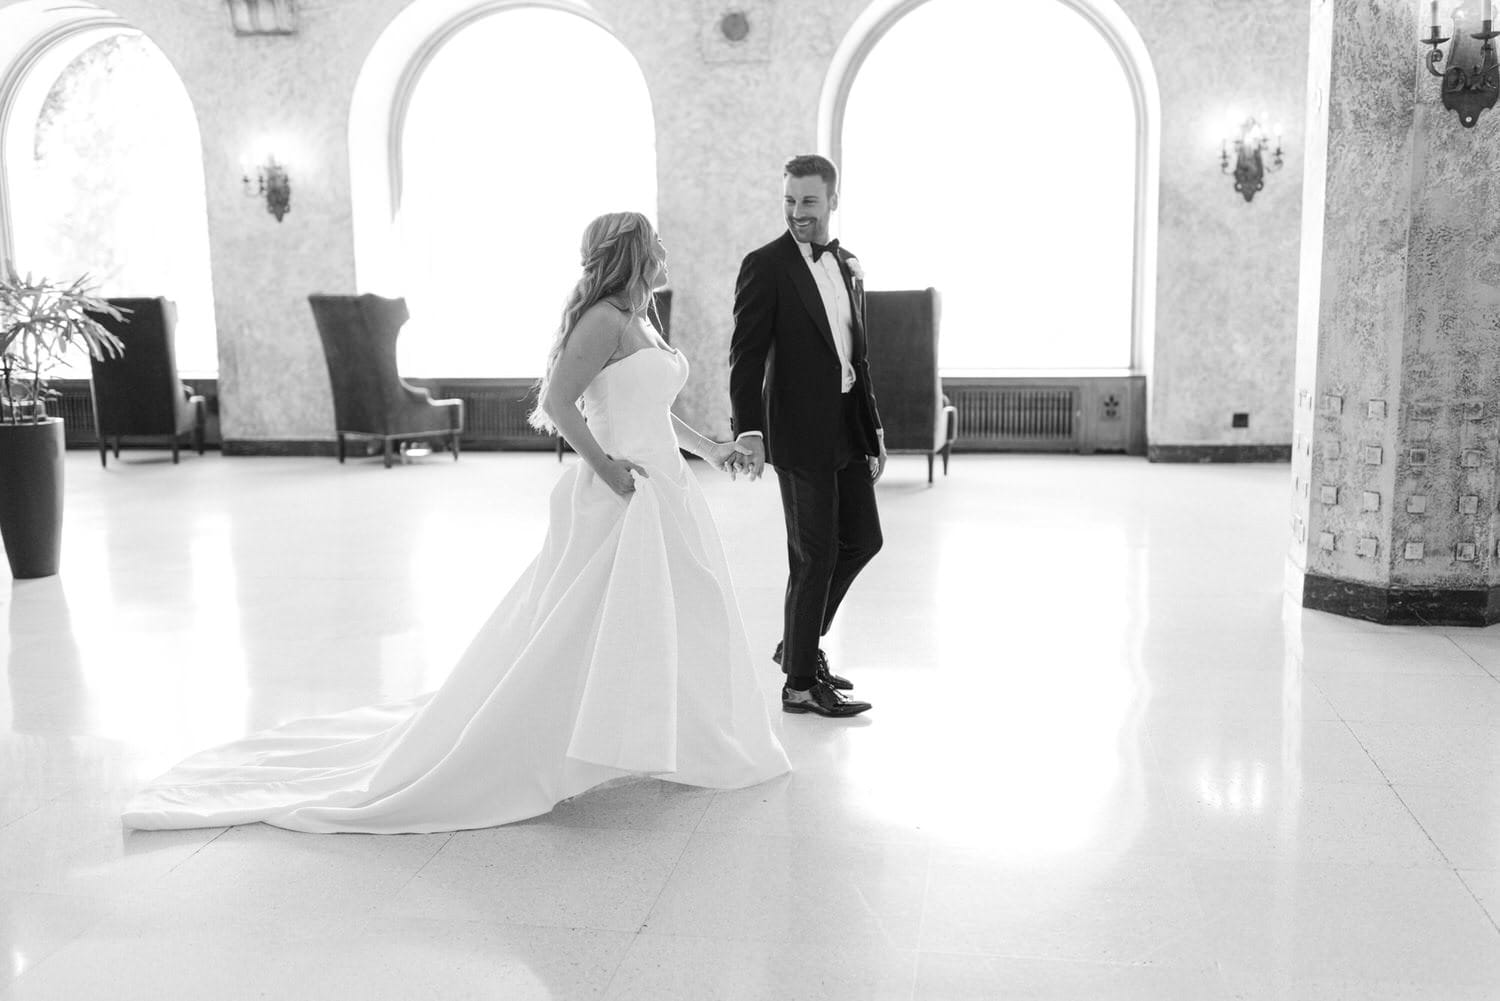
[774,406,883,691]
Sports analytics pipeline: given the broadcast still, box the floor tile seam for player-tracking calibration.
[628,815,699,941]
[0,802,48,832]
[1453,869,1500,938]
[388,830,454,890]
[160,825,234,875]
[1380,782,1459,869]
[1328,713,1457,867]
[0,894,120,986]
[1444,633,1500,683]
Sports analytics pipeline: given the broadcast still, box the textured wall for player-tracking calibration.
[1296,0,1500,588]
[0,0,1311,448]
[55,0,370,441]
[1123,0,1308,448]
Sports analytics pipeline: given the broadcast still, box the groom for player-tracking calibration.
[728,154,885,719]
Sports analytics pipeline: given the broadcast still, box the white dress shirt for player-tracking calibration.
[797,240,857,394]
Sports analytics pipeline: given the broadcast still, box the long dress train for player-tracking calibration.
[122,347,790,834]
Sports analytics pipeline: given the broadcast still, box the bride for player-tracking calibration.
[123,211,791,834]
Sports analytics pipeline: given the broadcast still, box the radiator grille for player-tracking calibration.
[54,376,1142,455]
[52,386,97,436]
[948,385,1080,448]
[432,380,555,448]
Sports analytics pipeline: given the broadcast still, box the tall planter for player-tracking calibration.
[0,418,65,578]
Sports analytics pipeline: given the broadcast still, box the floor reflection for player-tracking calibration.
[3,453,1499,1001]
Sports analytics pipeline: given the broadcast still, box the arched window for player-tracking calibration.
[392,7,657,378]
[837,0,1137,372]
[4,29,217,376]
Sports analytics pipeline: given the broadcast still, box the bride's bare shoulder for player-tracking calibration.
[570,300,630,348]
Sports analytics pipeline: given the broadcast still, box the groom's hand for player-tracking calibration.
[870,436,887,483]
[737,435,766,480]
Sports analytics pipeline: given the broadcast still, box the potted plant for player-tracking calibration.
[0,268,123,578]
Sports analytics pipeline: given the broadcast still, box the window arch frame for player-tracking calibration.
[817,0,1160,374]
[349,0,636,296]
[0,5,130,271]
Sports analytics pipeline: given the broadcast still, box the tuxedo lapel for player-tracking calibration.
[777,232,839,357]
[836,250,867,359]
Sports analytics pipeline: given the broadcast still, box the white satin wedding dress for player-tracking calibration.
[123,346,790,834]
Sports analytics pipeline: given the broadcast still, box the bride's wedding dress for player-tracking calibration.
[123,347,790,834]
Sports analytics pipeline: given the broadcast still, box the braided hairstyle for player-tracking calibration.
[529,211,663,432]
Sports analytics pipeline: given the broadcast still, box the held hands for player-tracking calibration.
[706,439,755,478]
[599,455,649,497]
[726,435,767,481]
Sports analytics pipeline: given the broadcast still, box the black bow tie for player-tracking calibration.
[810,239,839,263]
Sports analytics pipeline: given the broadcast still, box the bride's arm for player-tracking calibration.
[543,308,644,495]
[672,414,750,471]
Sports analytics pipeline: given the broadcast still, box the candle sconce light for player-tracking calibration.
[1422,2,1499,127]
[242,156,290,222]
[1220,116,1283,203]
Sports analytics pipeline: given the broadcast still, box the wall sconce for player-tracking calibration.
[242,157,290,222]
[1422,2,1498,127]
[1220,116,1283,203]
[226,0,298,36]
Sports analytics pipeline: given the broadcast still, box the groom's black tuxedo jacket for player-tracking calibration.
[729,231,883,471]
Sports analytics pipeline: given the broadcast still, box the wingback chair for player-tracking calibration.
[864,288,958,484]
[87,297,207,467]
[307,294,464,468]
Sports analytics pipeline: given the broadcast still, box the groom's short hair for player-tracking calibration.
[783,154,838,195]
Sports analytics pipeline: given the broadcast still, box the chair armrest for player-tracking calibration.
[943,404,958,445]
[402,382,435,406]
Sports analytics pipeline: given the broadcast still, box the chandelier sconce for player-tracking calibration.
[242,156,291,223]
[1422,1,1499,127]
[1220,116,1283,203]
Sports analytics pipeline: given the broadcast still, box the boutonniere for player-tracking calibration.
[845,256,864,282]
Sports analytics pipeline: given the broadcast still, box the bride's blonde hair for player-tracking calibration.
[529,211,663,432]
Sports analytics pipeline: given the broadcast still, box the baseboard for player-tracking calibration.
[1148,444,1292,463]
[222,439,339,457]
[1302,572,1500,626]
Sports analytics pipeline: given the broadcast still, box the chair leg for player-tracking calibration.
[451,431,461,460]
[556,436,564,462]
[927,453,934,485]
[113,436,121,459]
[942,443,952,475]
[97,435,108,468]
[383,438,394,468]
[171,439,180,464]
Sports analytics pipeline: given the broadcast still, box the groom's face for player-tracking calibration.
[784,174,837,245]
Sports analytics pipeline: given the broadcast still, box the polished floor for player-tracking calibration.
[2,450,1499,1000]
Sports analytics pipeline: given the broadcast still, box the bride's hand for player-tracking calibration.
[599,456,648,497]
[706,440,753,478]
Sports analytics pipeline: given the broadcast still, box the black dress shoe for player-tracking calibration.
[771,642,854,691]
[782,681,872,717]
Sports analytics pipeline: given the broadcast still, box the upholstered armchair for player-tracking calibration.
[86,297,207,467]
[864,288,957,484]
[307,294,463,468]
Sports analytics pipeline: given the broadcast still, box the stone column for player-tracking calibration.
[1292,0,1500,625]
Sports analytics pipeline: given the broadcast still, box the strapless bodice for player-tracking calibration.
[581,347,688,466]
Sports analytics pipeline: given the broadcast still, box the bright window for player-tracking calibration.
[839,0,1136,372]
[395,8,657,377]
[10,32,217,377]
